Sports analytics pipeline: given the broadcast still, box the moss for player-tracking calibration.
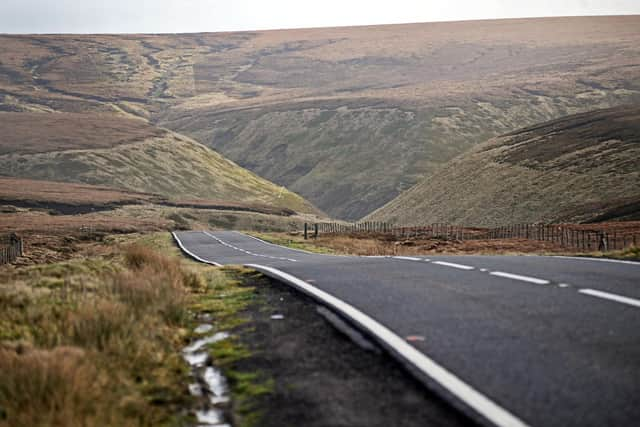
[227,371,274,427]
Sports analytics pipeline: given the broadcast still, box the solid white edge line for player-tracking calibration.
[433,261,475,271]
[172,231,222,267]
[393,256,423,261]
[579,289,640,308]
[246,263,530,427]
[490,271,550,285]
[551,256,640,266]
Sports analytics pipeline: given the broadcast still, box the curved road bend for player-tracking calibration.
[174,230,640,427]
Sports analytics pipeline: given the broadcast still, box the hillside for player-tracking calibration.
[366,106,640,226]
[1,16,640,218]
[0,112,318,215]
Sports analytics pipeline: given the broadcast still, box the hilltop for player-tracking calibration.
[366,106,640,226]
[0,112,318,215]
[1,16,640,218]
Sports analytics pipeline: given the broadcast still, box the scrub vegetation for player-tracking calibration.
[253,231,640,261]
[0,233,272,427]
[0,239,193,426]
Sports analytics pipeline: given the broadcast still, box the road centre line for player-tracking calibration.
[578,289,640,308]
[432,261,475,271]
[246,263,530,427]
[489,272,550,285]
[552,255,640,266]
[204,231,298,262]
[393,256,423,261]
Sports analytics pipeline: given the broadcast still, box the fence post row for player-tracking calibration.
[306,222,637,253]
[0,234,23,265]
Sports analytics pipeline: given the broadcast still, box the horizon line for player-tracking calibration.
[1,13,638,36]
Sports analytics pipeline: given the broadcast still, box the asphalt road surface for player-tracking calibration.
[174,230,640,427]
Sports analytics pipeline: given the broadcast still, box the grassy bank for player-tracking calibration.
[0,232,274,427]
[250,231,640,261]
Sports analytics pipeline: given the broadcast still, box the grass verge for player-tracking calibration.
[246,232,335,254]
[249,232,640,260]
[0,232,273,427]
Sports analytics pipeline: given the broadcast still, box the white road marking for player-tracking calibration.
[579,289,640,308]
[423,258,431,262]
[237,231,336,256]
[172,232,222,267]
[433,261,475,271]
[558,283,570,288]
[490,272,550,285]
[480,268,488,272]
[393,256,423,261]
[246,263,530,427]
[204,231,298,262]
[552,256,640,266]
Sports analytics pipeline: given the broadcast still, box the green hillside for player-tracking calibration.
[0,113,318,215]
[367,106,640,226]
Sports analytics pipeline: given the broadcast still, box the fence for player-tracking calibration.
[0,234,23,265]
[308,222,639,252]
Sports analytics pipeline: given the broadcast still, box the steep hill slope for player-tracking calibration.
[1,16,640,218]
[0,113,317,214]
[366,106,640,226]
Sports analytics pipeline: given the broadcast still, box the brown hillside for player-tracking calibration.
[366,106,640,226]
[1,16,640,218]
[0,113,319,215]
[0,112,165,155]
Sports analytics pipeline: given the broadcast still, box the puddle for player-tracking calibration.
[183,332,230,354]
[184,351,209,367]
[195,324,215,334]
[196,408,227,426]
[183,327,232,427]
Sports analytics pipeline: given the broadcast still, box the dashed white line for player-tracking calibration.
[432,261,475,271]
[552,256,640,266]
[578,289,640,308]
[393,256,423,261]
[246,263,530,427]
[489,272,550,285]
[204,231,298,262]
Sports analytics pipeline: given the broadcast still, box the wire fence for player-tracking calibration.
[309,222,639,252]
[0,233,23,265]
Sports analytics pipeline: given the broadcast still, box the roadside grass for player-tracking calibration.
[0,232,274,427]
[247,232,336,254]
[570,246,640,262]
[250,232,640,260]
[0,240,193,427]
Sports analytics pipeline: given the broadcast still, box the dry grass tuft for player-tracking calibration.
[0,236,198,426]
[0,345,104,427]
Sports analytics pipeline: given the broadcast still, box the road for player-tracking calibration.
[174,230,640,427]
